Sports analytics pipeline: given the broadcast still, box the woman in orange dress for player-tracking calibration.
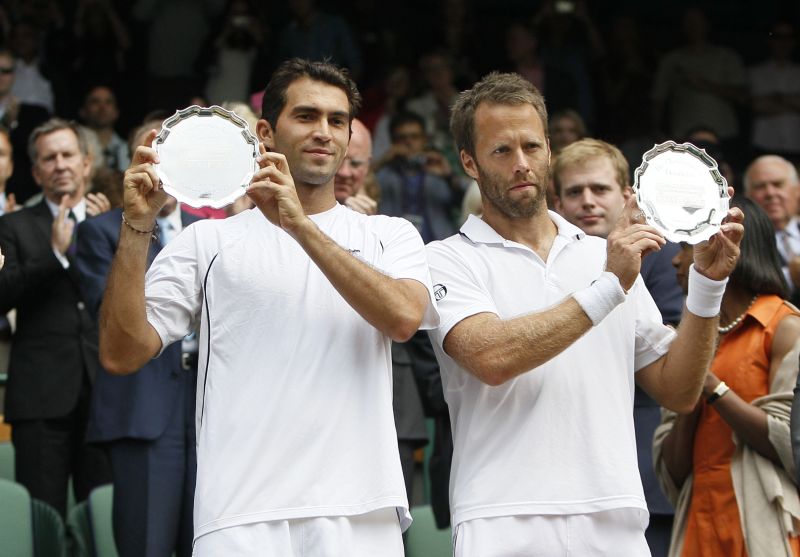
[655,197,800,557]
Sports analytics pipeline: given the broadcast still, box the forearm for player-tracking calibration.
[708,389,781,463]
[293,220,427,342]
[445,297,592,386]
[99,226,161,373]
[660,409,701,487]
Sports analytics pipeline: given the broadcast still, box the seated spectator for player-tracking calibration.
[376,111,465,243]
[655,196,800,557]
[79,85,130,172]
[9,20,55,114]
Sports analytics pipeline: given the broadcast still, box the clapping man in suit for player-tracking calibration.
[0,118,111,516]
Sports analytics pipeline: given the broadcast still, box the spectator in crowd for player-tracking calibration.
[552,138,683,556]
[0,119,112,517]
[426,71,743,555]
[655,196,800,557]
[0,126,14,400]
[204,0,263,106]
[73,0,131,90]
[652,7,747,145]
[80,85,130,173]
[377,111,465,243]
[549,108,586,154]
[0,47,49,204]
[76,141,201,556]
[684,126,737,192]
[278,0,362,81]
[407,50,461,174]
[334,118,377,215]
[100,59,437,553]
[744,155,800,305]
[9,20,55,114]
[749,20,800,165]
[361,64,412,161]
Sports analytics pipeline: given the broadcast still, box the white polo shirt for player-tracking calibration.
[144,204,439,541]
[427,212,675,528]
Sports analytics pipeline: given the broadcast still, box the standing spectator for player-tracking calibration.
[655,197,800,557]
[0,47,49,205]
[652,7,747,144]
[377,111,465,243]
[79,85,130,173]
[744,155,800,305]
[0,119,112,517]
[749,21,800,165]
[77,191,200,557]
[278,0,362,81]
[73,0,131,90]
[9,20,54,114]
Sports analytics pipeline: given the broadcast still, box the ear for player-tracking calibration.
[256,119,275,151]
[460,150,480,182]
[622,186,632,202]
[554,193,563,214]
[31,164,42,187]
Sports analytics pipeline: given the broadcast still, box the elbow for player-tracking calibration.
[99,340,142,375]
[469,357,515,387]
[664,396,700,416]
[387,312,424,343]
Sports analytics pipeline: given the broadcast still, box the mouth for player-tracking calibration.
[305,149,334,158]
[578,215,602,225]
[509,182,535,192]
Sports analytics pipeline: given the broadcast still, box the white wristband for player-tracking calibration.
[574,272,627,326]
[686,264,727,318]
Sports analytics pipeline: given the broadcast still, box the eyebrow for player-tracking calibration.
[291,105,349,119]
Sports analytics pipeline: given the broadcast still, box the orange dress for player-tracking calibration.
[681,295,800,557]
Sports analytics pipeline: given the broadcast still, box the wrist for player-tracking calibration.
[686,264,727,318]
[574,271,627,326]
[706,381,731,405]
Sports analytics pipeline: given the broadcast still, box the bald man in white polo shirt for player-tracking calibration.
[426,72,744,556]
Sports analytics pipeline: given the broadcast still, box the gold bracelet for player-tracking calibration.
[121,212,158,241]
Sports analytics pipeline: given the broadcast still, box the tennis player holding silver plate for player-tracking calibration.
[153,105,259,209]
[633,141,730,244]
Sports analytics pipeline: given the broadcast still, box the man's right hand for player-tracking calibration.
[51,195,74,255]
[123,129,169,230]
[344,192,377,215]
[605,197,665,291]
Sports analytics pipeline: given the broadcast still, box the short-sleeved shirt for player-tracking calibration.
[426,212,676,528]
[144,204,439,541]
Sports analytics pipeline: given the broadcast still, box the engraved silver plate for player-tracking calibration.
[154,105,259,208]
[633,141,729,244]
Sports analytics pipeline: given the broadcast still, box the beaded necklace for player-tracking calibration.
[718,296,758,334]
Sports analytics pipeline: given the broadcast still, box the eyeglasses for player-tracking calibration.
[0,67,14,75]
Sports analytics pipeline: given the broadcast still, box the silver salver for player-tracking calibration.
[154,105,259,209]
[633,141,729,244]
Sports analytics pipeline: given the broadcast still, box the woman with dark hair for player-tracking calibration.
[654,196,800,557]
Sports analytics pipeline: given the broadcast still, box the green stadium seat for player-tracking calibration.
[405,504,452,557]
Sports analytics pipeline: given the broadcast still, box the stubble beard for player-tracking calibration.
[477,164,548,219]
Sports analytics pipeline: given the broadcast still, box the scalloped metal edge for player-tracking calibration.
[153,105,259,209]
[632,140,729,245]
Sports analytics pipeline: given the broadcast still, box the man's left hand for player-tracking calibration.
[86,192,111,217]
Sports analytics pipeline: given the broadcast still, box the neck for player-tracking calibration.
[720,286,756,325]
[46,191,82,209]
[481,203,557,260]
[94,127,114,146]
[296,181,338,215]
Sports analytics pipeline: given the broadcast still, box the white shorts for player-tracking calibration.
[453,508,650,557]
[192,507,404,557]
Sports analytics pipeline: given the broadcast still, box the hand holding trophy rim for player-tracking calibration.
[632,141,730,245]
[153,105,259,209]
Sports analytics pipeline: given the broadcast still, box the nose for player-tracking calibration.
[336,160,353,179]
[54,154,67,169]
[512,148,530,174]
[579,189,595,207]
[312,119,332,142]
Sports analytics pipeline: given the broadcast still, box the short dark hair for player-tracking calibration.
[450,72,548,157]
[729,196,789,298]
[389,111,426,142]
[28,118,89,163]
[260,58,361,131]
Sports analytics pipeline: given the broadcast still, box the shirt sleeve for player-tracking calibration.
[145,224,204,355]
[378,216,440,329]
[426,239,499,350]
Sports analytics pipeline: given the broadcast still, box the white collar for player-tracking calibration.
[44,197,87,222]
[459,210,585,247]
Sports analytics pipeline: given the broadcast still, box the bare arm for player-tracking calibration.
[247,149,430,342]
[636,207,745,413]
[99,131,168,373]
[660,404,703,487]
[442,199,665,386]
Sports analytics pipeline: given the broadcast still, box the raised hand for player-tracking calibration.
[247,143,309,235]
[86,191,111,217]
[0,245,4,270]
[51,194,75,255]
[693,189,744,281]
[122,130,169,230]
[605,197,666,291]
[344,192,377,215]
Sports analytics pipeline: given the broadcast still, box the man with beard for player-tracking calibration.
[425,72,744,555]
[98,59,437,554]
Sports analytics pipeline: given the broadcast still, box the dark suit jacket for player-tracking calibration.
[76,208,200,442]
[5,103,50,204]
[0,200,97,422]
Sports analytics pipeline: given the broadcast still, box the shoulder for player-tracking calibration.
[83,208,122,230]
